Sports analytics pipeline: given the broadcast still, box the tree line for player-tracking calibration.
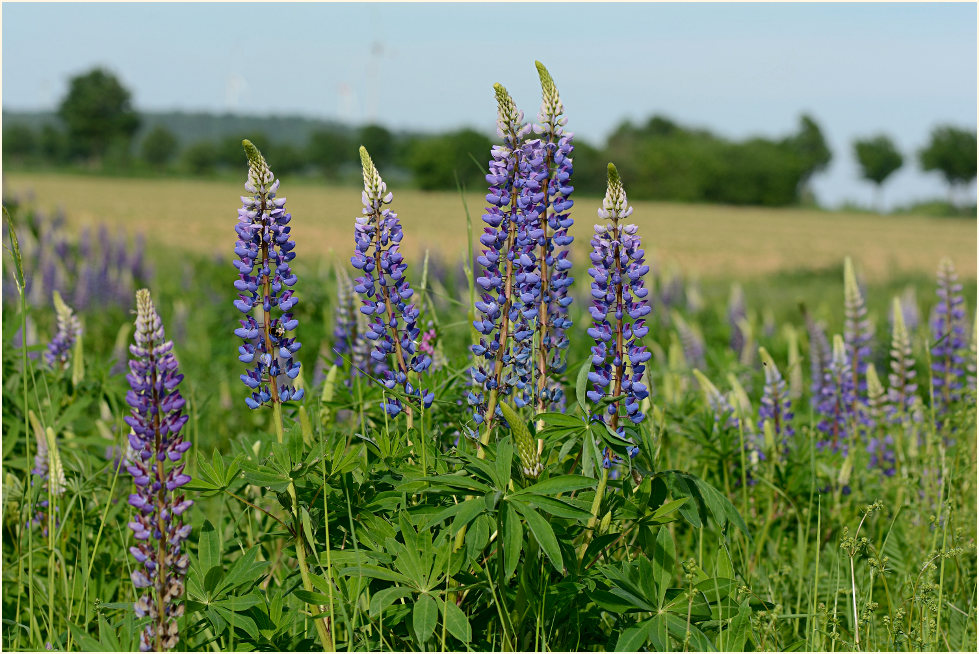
[3,68,975,209]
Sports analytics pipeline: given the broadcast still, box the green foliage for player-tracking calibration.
[406,129,491,191]
[307,129,353,179]
[183,141,219,176]
[853,134,903,187]
[358,124,394,168]
[140,126,179,170]
[919,125,977,189]
[3,124,37,161]
[56,67,140,162]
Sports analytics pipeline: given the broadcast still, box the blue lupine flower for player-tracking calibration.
[45,290,81,370]
[469,83,533,425]
[930,257,967,417]
[672,310,706,369]
[124,289,192,652]
[758,346,794,454]
[803,307,831,408]
[351,146,433,418]
[816,335,857,454]
[531,62,575,413]
[586,164,651,430]
[844,257,874,397]
[233,140,303,409]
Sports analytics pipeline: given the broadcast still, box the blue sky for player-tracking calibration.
[3,2,976,208]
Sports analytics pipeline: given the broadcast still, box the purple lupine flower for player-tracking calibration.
[930,257,968,417]
[844,257,874,396]
[887,297,919,422]
[469,83,532,426]
[332,265,359,368]
[45,291,81,370]
[233,140,304,409]
[531,62,575,414]
[586,164,651,430]
[672,310,706,369]
[352,146,433,419]
[863,363,896,476]
[816,335,857,454]
[967,311,976,395]
[124,289,192,652]
[802,306,831,408]
[758,347,795,454]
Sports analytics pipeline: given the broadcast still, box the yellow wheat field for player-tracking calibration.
[4,172,976,281]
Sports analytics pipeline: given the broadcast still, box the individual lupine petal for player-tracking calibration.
[816,335,857,454]
[126,289,192,652]
[234,140,302,408]
[930,257,968,418]
[45,290,82,370]
[843,257,874,396]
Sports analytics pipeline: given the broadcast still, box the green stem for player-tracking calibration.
[579,467,609,562]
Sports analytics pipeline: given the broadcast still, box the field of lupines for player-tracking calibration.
[2,62,977,653]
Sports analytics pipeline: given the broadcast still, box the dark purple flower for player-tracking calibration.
[124,289,192,652]
[352,147,433,419]
[586,164,651,430]
[233,140,304,409]
[930,257,968,417]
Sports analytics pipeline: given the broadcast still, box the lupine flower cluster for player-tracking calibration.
[843,257,874,397]
[758,347,794,454]
[728,284,747,359]
[28,418,65,535]
[233,140,304,409]
[45,290,81,370]
[804,308,831,407]
[124,289,192,652]
[863,364,896,476]
[886,297,919,423]
[930,257,967,417]
[585,164,651,429]
[816,335,857,454]
[1,201,150,312]
[672,310,706,369]
[693,370,739,430]
[352,146,433,418]
[469,83,534,425]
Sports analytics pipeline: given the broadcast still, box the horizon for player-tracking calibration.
[3,2,976,209]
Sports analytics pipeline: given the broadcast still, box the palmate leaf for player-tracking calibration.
[654,470,750,538]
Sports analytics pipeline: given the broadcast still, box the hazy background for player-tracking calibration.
[3,1,977,210]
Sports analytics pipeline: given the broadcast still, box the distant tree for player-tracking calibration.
[2,124,37,161]
[141,126,179,170]
[407,129,492,191]
[359,124,394,168]
[307,129,353,179]
[216,133,270,170]
[919,126,977,205]
[57,68,140,163]
[39,125,68,163]
[266,142,307,176]
[853,134,903,211]
[183,141,218,176]
[785,114,832,195]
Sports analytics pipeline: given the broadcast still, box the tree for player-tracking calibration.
[183,141,218,176]
[307,129,353,179]
[919,126,977,205]
[406,129,492,191]
[853,134,903,211]
[141,126,179,170]
[57,68,140,163]
[785,114,832,197]
[358,124,394,168]
[39,125,68,163]
[2,124,37,161]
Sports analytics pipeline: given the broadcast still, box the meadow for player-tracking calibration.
[2,75,977,652]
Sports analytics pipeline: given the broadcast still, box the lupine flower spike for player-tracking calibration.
[233,140,303,409]
[692,370,738,430]
[930,257,967,418]
[531,61,575,414]
[45,290,82,370]
[887,297,919,422]
[586,164,651,431]
[843,257,874,398]
[864,363,896,476]
[758,346,795,456]
[801,304,831,407]
[469,83,532,428]
[816,335,857,454]
[352,146,433,421]
[125,289,192,651]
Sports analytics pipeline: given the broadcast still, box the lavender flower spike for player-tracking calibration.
[887,297,918,422]
[124,289,192,652]
[352,146,433,420]
[930,257,967,417]
[586,164,651,430]
[864,363,896,476]
[45,291,82,370]
[234,140,303,409]
[758,346,795,454]
[816,335,857,454]
[844,257,874,396]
